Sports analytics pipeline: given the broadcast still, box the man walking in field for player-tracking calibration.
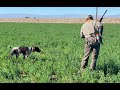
[80,15,103,71]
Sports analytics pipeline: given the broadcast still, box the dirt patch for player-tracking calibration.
[0,18,120,23]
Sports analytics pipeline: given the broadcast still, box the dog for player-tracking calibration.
[10,46,41,59]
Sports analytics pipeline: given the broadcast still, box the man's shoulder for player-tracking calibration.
[93,20,100,22]
[94,20,103,26]
[81,22,86,27]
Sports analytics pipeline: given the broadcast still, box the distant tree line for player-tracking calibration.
[25,17,37,19]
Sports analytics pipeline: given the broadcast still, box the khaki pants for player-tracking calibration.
[81,39,100,70]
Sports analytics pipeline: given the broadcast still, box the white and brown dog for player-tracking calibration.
[10,46,41,59]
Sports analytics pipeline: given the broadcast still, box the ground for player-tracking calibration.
[0,18,120,23]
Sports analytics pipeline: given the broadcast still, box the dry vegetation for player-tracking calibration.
[0,18,120,23]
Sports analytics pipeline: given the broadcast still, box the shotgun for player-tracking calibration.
[99,10,107,22]
[99,10,107,44]
[97,9,107,44]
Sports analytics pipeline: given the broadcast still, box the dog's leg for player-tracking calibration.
[23,54,26,59]
[23,51,29,59]
[16,53,19,59]
[25,54,28,58]
[23,55,25,59]
[23,54,29,59]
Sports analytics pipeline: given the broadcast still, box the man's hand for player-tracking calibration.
[80,32,85,38]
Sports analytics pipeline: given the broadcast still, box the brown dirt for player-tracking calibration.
[0,18,120,23]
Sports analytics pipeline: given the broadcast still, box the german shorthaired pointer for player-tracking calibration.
[10,46,41,59]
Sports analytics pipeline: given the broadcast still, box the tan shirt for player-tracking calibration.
[80,20,103,38]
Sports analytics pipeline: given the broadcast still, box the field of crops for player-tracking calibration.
[0,22,120,83]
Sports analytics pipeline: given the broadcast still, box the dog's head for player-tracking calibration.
[32,47,41,52]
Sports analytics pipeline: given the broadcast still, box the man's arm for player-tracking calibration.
[97,22,103,36]
[99,26,103,36]
[80,26,85,38]
[97,21,104,44]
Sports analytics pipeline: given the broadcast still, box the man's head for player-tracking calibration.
[86,15,93,21]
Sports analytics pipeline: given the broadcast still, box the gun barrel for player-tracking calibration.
[102,10,107,17]
[99,10,107,22]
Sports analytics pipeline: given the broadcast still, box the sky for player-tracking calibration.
[0,7,120,15]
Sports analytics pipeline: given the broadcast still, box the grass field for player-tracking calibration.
[0,22,120,83]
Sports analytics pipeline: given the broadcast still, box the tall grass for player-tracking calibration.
[0,22,120,83]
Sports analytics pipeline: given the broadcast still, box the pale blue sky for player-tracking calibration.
[0,7,119,15]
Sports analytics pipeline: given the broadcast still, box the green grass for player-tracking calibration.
[0,22,120,83]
